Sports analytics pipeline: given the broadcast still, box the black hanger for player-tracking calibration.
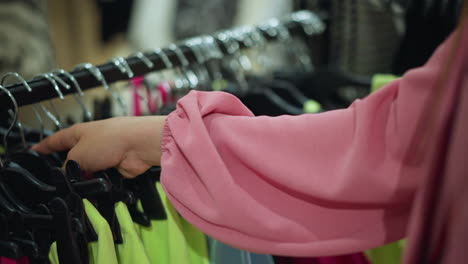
[6,171,83,264]
[0,214,22,260]
[65,160,111,200]
[0,165,55,210]
[249,76,312,107]
[4,197,81,264]
[48,198,83,264]
[9,233,40,261]
[226,80,304,116]
[51,166,98,250]
[93,170,128,244]
[32,204,54,264]
[123,166,167,220]
[6,151,54,184]
[273,67,371,109]
[99,169,151,227]
[0,162,97,263]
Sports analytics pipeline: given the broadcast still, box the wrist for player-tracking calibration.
[131,116,167,167]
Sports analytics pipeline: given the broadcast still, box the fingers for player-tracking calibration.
[32,125,81,154]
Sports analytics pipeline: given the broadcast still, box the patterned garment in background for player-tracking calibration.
[173,0,239,40]
[0,0,54,79]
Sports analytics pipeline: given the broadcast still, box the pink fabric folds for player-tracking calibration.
[160,18,468,261]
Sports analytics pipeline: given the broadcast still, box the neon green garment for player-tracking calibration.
[157,183,192,263]
[211,79,229,91]
[83,199,118,264]
[48,200,119,264]
[303,100,321,113]
[114,201,151,264]
[48,242,59,264]
[156,183,209,264]
[366,74,404,264]
[135,199,169,264]
[366,241,405,264]
[371,74,399,93]
[180,217,210,264]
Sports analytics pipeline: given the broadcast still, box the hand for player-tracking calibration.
[32,116,167,178]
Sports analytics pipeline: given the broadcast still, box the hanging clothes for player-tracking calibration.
[134,199,170,264]
[48,199,118,264]
[83,199,119,264]
[156,183,209,264]
[274,252,370,264]
[0,257,29,264]
[114,202,151,264]
[159,18,468,261]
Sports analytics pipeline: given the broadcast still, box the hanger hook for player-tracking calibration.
[168,44,190,67]
[52,69,84,96]
[215,31,249,92]
[231,26,255,48]
[131,52,154,69]
[33,73,65,129]
[168,44,199,89]
[109,57,134,79]
[34,73,64,100]
[184,38,206,65]
[200,35,223,60]
[291,11,325,36]
[153,48,173,69]
[73,63,110,90]
[0,84,19,157]
[250,27,268,49]
[216,31,240,55]
[49,71,93,121]
[185,38,214,85]
[74,63,128,116]
[1,72,46,142]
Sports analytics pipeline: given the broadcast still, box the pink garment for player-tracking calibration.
[161,20,468,261]
[130,77,144,116]
[157,81,171,105]
[130,76,158,115]
[0,257,28,264]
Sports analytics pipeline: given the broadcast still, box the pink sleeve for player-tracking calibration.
[160,31,454,257]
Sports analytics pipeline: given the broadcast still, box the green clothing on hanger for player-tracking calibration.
[114,201,151,264]
[371,74,399,93]
[303,100,322,113]
[157,183,192,263]
[135,199,170,264]
[48,242,59,264]
[366,241,405,264]
[180,217,210,264]
[48,200,119,264]
[83,199,118,264]
[157,183,209,264]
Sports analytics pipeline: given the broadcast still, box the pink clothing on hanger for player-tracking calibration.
[0,257,29,264]
[160,19,468,262]
[130,77,144,116]
[275,252,369,264]
[157,81,171,105]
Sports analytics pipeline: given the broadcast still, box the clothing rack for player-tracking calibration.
[0,11,324,108]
